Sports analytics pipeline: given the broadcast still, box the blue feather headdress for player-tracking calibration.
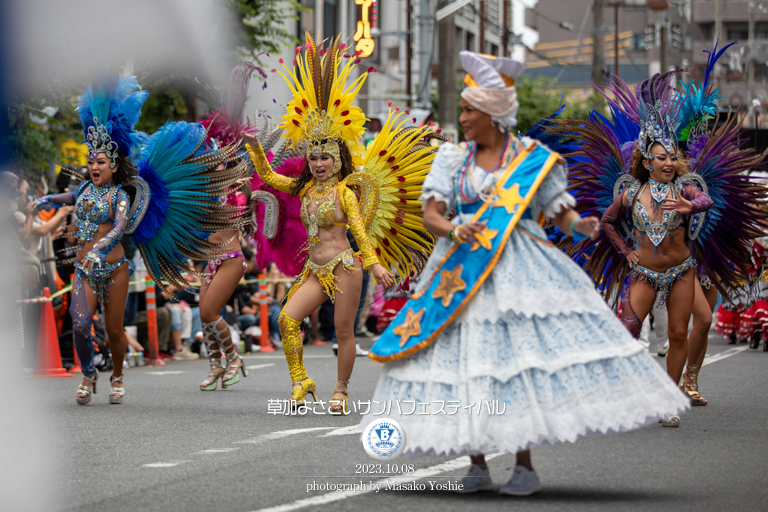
[77,74,148,165]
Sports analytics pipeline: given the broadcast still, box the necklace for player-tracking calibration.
[76,182,111,246]
[648,178,670,214]
[456,132,511,205]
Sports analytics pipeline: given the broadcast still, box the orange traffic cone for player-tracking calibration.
[34,287,72,378]
[68,346,82,374]
[258,273,275,352]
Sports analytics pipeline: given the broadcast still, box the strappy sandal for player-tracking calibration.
[681,364,707,406]
[76,370,98,405]
[221,332,249,389]
[200,318,227,391]
[109,374,125,404]
[329,380,350,415]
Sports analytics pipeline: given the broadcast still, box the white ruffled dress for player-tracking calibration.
[363,139,689,457]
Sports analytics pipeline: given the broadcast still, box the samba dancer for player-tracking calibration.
[246,33,440,413]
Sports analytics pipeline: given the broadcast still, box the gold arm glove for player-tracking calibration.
[245,143,297,194]
[341,187,380,269]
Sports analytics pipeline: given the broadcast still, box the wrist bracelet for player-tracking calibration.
[570,219,589,242]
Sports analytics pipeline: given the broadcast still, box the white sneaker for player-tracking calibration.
[454,464,493,493]
[355,344,369,357]
[173,346,200,361]
[661,415,679,427]
[499,465,542,496]
[657,342,669,357]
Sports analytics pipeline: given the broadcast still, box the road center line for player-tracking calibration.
[143,461,189,468]
[248,454,502,512]
[235,427,337,445]
[320,424,363,437]
[702,345,749,367]
[195,448,239,454]
[246,363,276,370]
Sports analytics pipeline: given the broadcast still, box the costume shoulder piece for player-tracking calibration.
[343,108,444,283]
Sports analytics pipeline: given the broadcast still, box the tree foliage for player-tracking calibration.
[6,88,82,182]
[514,76,593,136]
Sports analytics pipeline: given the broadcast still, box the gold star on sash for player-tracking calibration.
[394,308,425,347]
[432,265,467,307]
[470,228,499,252]
[494,183,524,213]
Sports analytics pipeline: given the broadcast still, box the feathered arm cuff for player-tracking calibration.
[681,185,713,215]
[341,187,379,269]
[85,189,129,265]
[601,194,633,258]
[34,192,75,213]
[246,142,297,194]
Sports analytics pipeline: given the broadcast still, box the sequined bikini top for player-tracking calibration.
[74,182,119,246]
[629,179,683,247]
[300,181,347,246]
[300,192,338,229]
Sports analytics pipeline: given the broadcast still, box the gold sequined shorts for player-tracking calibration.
[287,248,359,303]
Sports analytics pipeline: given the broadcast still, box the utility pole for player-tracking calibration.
[417,0,432,107]
[479,1,486,54]
[659,9,668,73]
[591,0,606,89]
[438,13,457,139]
[315,0,324,42]
[502,0,510,57]
[614,2,620,79]
[407,0,413,108]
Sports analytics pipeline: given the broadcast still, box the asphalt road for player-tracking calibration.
[4,332,768,512]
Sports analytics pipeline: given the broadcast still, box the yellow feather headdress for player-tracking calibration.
[272,32,371,168]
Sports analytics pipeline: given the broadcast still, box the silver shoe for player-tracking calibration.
[499,465,542,496]
[109,374,125,404]
[76,370,98,405]
[454,464,493,493]
[661,415,679,427]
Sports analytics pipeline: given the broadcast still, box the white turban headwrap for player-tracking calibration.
[459,51,525,131]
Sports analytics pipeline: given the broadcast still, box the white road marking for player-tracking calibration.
[235,427,337,445]
[248,453,503,512]
[195,448,239,454]
[146,371,188,375]
[320,424,363,437]
[246,363,275,370]
[143,461,189,468]
[702,345,750,367]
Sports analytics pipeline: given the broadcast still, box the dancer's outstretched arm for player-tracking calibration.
[243,134,297,194]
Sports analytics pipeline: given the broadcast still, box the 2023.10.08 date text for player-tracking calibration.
[356,464,416,474]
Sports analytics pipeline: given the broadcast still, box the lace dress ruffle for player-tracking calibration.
[362,140,689,456]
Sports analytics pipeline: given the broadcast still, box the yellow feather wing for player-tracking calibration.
[352,109,445,283]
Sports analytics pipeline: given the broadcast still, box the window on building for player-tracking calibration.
[697,23,713,41]
[633,34,646,51]
[726,22,749,41]
[466,31,475,52]
[489,43,499,56]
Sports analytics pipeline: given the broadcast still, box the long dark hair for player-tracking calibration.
[290,139,356,196]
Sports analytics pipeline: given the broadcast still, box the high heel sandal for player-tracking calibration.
[109,374,125,404]
[329,380,349,415]
[76,370,98,405]
[200,318,227,391]
[681,364,707,406]
[222,348,249,388]
[289,377,318,410]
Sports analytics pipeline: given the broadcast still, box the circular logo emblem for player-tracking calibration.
[362,418,407,460]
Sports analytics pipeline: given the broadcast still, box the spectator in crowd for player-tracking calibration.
[1,171,27,376]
